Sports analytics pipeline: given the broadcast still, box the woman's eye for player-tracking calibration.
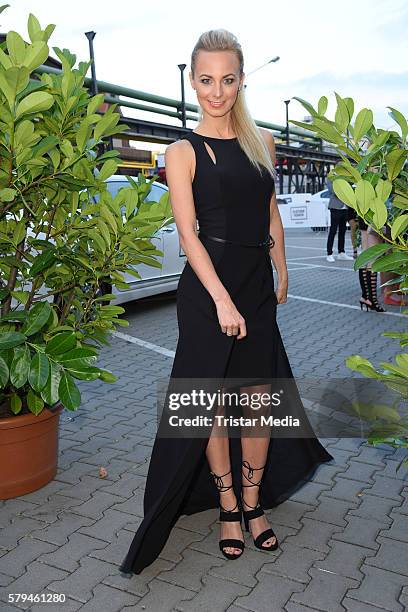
[199,79,235,85]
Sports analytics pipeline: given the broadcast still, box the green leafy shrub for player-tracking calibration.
[0,9,173,416]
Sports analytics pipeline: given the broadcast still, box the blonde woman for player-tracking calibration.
[120,29,333,574]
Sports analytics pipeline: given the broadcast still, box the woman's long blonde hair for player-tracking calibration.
[191,29,277,181]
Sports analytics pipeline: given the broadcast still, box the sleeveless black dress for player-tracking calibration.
[119,131,334,575]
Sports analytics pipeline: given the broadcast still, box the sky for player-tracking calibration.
[2,0,407,150]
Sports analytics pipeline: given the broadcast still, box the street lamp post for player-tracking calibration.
[284,99,291,145]
[178,63,187,128]
[85,31,98,96]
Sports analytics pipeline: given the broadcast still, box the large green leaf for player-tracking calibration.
[0,356,9,387]
[391,214,408,240]
[7,31,26,65]
[28,352,50,391]
[99,369,117,383]
[371,250,408,272]
[353,243,391,270]
[54,347,98,368]
[332,179,357,208]
[21,301,52,337]
[386,149,407,181]
[0,66,30,108]
[27,13,42,43]
[10,393,22,415]
[0,187,17,202]
[67,364,101,381]
[291,96,318,118]
[387,106,408,141]
[40,360,62,406]
[27,388,44,415]
[355,180,375,214]
[0,331,26,350]
[375,179,393,203]
[87,93,104,115]
[98,159,118,182]
[371,197,388,229]
[317,95,328,116]
[10,345,30,388]
[59,370,81,410]
[353,108,373,142]
[45,332,77,356]
[15,91,54,120]
[31,249,56,276]
[334,92,351,132]
[23,41,49,72]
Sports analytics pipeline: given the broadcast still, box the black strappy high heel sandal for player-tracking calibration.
[210,468,245,560]
[240,460,279,551]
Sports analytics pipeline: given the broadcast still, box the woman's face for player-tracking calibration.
[190,50,243,117]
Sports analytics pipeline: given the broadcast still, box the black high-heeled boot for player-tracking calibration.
[210,468,245,560]
[240,460,278,551]
[366,269,386,312]
[358,267,371,311]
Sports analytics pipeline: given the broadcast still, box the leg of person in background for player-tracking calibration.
[365,228,386,312]
[337,210,353,260]
[347,207,359,259]
[327,209,339,262]
[350,218,358,259]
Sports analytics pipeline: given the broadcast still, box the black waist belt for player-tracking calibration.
[199,232,275,249]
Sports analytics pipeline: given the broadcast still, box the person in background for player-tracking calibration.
[326,178,354,262]
[347,206,359,259]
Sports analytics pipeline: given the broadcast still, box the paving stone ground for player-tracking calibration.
[1,228,407,612]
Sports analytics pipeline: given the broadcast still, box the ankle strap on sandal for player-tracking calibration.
[210,468,232,492]
[241,460,266,486]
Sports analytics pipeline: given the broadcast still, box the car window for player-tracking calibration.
[145,184,166,202]
[106,182,128,198]
[321,190,329,198]
[106,181,166,202]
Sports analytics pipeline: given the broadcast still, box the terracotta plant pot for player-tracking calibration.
[0,403,64,500]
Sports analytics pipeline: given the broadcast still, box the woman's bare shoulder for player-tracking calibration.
[258,127,275,147]
[258,127,276,162]
[165,138,194,160]
[165,139,195,182]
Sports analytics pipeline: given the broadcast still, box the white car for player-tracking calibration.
[10,176,187,309]
[105,176,186,304]
[309,189,330,230]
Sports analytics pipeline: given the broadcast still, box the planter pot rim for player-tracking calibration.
[0,402,64,430]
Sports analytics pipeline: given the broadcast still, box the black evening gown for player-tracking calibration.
[119,131,334,575]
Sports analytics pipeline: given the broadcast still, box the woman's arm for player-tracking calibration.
[165,140,247,337]
[259,129,288,303]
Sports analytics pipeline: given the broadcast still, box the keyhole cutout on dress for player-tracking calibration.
[204,141,217,165]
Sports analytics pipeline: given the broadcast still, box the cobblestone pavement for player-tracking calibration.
[1,229,407,612]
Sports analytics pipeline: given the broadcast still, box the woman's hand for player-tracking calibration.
[276,275,288,304]
[215,296,247,339]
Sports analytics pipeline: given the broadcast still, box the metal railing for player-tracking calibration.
[34,65,321,146]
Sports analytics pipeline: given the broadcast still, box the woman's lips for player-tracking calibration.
[209,101,224,107]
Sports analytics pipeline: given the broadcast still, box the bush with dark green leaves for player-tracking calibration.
[0,9,173,416]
